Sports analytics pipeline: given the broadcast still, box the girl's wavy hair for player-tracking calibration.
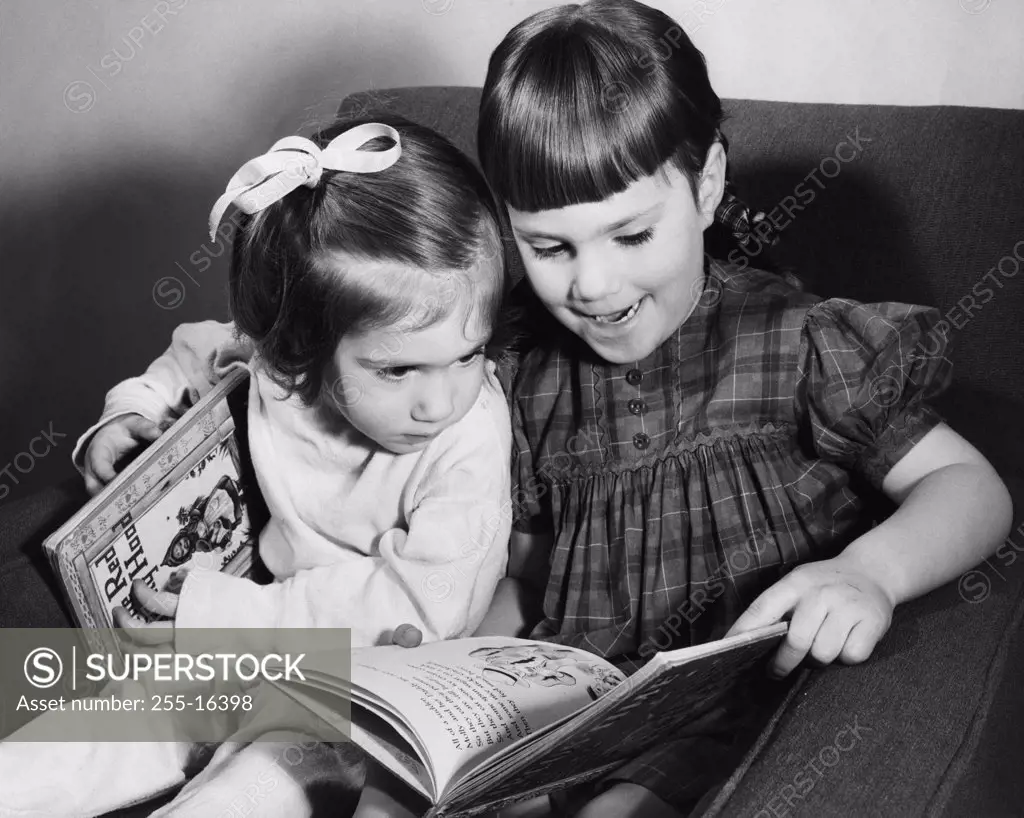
[228,114,513,406]
[478,0,725,212]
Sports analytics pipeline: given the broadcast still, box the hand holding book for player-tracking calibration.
[112,578,180,644]
[43,369,260,645]
[80,414,163,497]
[725,553,894,678]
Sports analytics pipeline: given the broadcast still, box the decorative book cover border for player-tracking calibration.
[44,367,251,639]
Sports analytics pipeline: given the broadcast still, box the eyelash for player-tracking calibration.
[618,227,655,246]
[374,350,484,382]
[375,367,411,382]
[530,227,655,259]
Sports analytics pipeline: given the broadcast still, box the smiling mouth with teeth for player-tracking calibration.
[588,299,643,325]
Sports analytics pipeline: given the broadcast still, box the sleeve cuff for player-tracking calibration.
[858,405,944,490]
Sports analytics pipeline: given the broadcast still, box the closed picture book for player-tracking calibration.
[266,621,789,817]
[42,367,268,658]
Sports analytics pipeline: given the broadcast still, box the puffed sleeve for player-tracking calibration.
[795,298,954,489]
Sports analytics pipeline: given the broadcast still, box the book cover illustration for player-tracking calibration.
[470,644,624,701]
[43,369,264,651]
[86,435,256,625]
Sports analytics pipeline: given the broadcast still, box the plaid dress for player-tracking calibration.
[507,261,952,809]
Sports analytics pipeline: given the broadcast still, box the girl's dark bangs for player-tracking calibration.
[486,39,679,213]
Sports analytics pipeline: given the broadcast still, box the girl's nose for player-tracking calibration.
[412,377,455,424]
[569,255,618,303]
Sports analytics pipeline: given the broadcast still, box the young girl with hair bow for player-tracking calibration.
[0,116,515,817]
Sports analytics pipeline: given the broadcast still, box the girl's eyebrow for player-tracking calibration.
[515,202,663,241]
[357,340,487,369]
[599,202,663,235]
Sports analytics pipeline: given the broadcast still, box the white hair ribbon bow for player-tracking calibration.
[207,122,402,242]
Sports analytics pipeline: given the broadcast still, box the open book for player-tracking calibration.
[268,622,788,817]
[43,367,267,658]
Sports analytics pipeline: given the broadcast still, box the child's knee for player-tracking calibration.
[354,755,427,818]
[156,738,366,818]
[286,738,367,788]
[253,735,366,810]
[572,782,682,818]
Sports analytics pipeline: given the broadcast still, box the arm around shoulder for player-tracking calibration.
[72,321,252,471]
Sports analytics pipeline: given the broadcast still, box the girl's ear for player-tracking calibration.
[697,141,728,229]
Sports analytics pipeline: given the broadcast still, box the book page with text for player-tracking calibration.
[298,636,626,798]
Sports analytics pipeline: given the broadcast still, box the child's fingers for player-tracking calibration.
[132,578,179,619]
[113,607,174,645]
[81,416,164,497]
[83,470,106,497]
[112,605,145,631]
[82,446,120,496]
[769,595,828,678]
[124,415,163,442]
[805,610,855,667]
[86,440,120,485]
[726,573,804,637]
[838,617,886,665]
[392,624,423,648]
[85,428,139,487]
